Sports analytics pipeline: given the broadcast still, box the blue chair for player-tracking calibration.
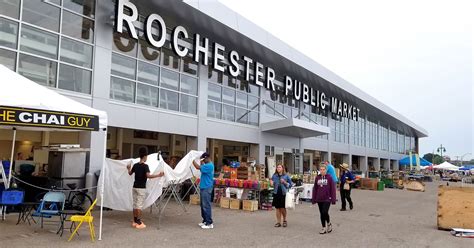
[35,192,65,228]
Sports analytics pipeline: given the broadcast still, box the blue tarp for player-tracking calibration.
[460,165,474,170]
[398,155,432,166]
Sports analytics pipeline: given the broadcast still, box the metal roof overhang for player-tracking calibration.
[261,118,330,138]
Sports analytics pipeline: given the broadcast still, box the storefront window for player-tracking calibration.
[63,0,95,18]
[0,18,18,49]
[18,54,57,87]
[222,87,235,105]
[110,76,135,103]
[0,48,16,70]
[236,92,247,108]
[181,53,198,76]
[180,94,197,114]
[161,47,179,70]
[60,37,93,68]
[111,53,136,80]
[235,108,248,124]
[20,25,59,59]
[0,0,20,19]
[137,61,159,85]
[222,105,235,122]
[208,84,221,101]
[136,83,158,107]
[22,0,60,32]
[249,111,259,126]
[58,64,91,94]
[159,89,179,111]
[138,36,160,64]
[207,100,221,119]
[160,69,179,91]
[61,10,94,43]
[180,75,198,95]
[248,95,259,110]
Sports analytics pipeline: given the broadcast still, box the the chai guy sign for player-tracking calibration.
[0,106,99,131]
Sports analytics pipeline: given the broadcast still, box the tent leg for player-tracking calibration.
[98,129,107,241]
[3,128,17,220]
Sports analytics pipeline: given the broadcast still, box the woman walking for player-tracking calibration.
[339,163,355,211]
[271,164,292,227]
[312,164,336,234]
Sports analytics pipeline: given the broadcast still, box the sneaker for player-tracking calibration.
[319,227,327,234]
[201,224,214,229]
[135,223,147,229]
[198,222,206,227]
[327,223,333,233]
[132,221,138,228]
[350,205,353,210]
[340,208,347,211]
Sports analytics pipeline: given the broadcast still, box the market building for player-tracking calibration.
[0,0,427,177]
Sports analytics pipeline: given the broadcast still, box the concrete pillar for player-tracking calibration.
[187,136,197,152]
[343,154,351,167]
[382,159,390,171]
[391,160,398,171]
[360,156,368,177]
[322,152,331,163]
[374,158,381,171]
[258,144,265,166]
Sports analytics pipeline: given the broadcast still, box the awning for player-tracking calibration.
[261,118,330,138]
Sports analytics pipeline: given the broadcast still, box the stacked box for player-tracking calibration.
[256,165,265,180]
[237,167,250,180]
[243,200,258,212]
[220,197,230,208]
[190,194,200,205]
[230,199,241,210]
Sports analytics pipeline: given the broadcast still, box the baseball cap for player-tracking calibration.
[200,152,210,159]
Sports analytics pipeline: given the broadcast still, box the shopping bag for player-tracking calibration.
[285,188,295,209]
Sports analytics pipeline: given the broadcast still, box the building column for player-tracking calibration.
[258,144,265,166]
[374,158,381,171]
[360,156,368,177]
[391,160,398,171]
[323,152,331,163]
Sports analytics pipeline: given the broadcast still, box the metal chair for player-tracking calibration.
[68,198,98,242]
[35,192,65,228]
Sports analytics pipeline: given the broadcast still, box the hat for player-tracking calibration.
[340,163,350,170]
[200,152,210,159]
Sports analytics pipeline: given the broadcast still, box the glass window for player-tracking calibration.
[208,83,221,101]
[265,101,274,115]
[249,111,259,126]
[236,92,247,108]
[110,76,135,103]
[0,48,16,70]
[58,64,91,94]
[207,100,221,119]
[136,83,158,107]
[160,69,179,91]
[20,25,58,59]
[63,0,96,18]
[138,37,160,64]
[61,10,94,43]
[283,106,291,118]
[112,28,137,57]
[235,108,248,124]
[0,18,18,49]
[137,61,159,85]
[180,75,198,95]
[248,95,259,111]
[222,88,235,105]
[60,37,93,68]
[181,54,198,76]
[0,0,20,19]
[22,0,60,32]
[223,73,236,88]
[208,66,222,84]
[180,94,197,114]
[159,89,179,111]
[222,105,234,122]
[161,47,179,70]
[111,53,136,80]
[238,78,249,93]
[18,54,57,87]
[249,83,259,96]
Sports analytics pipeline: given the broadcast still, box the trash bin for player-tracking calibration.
[377,181,385,191]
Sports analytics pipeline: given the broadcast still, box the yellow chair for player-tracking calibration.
[68,198,98,242]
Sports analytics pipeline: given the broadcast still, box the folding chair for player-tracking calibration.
[0,190,24,218]
[35,192,65,228]
[68,198,98,242]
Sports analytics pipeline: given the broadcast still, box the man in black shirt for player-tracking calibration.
[127,148,164,229]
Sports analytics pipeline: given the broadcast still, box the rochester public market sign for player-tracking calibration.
[0,106,99,131]
[115,0,361,121]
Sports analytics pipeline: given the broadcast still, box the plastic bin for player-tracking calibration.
[377,181,385,191]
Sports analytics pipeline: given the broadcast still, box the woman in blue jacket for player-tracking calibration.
[271,164,292,227]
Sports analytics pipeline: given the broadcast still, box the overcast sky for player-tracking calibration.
[219,0,473,161]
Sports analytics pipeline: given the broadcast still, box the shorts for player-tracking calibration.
[132,188,146,209]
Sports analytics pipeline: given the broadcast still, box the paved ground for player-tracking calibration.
[1,181,472,248]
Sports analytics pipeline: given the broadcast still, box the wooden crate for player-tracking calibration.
[220,197,230,209]
[190,194,200,205]
[229,199,241,210]
[437,186,474,230]
[256,165,266,180]
[242,200,258,212]
[360,178,378,190]
[237,167,250,180]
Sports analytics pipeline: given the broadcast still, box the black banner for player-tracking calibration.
[0,106,99,131]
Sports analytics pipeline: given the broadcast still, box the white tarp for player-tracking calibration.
[0,65,107,130]
[98,150,203,211]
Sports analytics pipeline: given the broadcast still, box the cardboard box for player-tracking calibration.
[242,200,258,212]
[190,194,200,205]
[438,186,474,230]
[230,199,241,210]
[360,178,378,190]
[220,197,230,209]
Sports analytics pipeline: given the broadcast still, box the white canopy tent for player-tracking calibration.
[0,65,108,239]
[433,161,459,171]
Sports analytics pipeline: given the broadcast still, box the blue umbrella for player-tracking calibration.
[399,155,432,166]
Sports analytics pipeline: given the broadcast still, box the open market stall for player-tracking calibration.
[0,65,108,239]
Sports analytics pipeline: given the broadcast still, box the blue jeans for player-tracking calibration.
[200,187,213,225]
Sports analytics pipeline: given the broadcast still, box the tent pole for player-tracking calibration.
[99,128,107,241]
[7,127,17,189]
